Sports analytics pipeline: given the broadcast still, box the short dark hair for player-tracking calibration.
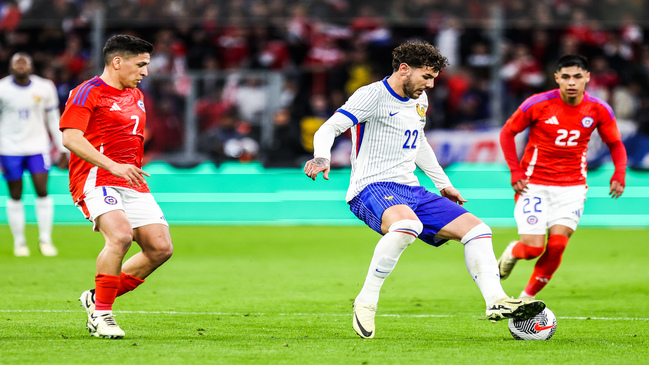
[555,54,588,72]
[392,40,449,72]
[103,35,154,65]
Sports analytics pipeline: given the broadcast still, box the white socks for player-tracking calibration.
[35,196,53,244]
[461,223,508,305]
[356,220,423,305]
[7,199,25,248]
[7,197,54,247]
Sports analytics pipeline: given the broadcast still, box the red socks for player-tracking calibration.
[511,241,545,260]
[525,235,569,296]
[94,274,120,311]
[116,272,145,297]
[95,272,145,311]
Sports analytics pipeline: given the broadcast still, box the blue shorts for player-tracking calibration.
[0,154,50,182]
[348,182,468,247]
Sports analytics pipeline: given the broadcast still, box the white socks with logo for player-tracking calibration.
[461,223,508,305]
[356,220,423,305]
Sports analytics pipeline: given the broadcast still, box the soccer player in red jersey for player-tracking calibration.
[60,35,173,339]
[497,54,626,300]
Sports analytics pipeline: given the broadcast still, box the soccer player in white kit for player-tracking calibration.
[0,53,68,257]
[305,40,545,339]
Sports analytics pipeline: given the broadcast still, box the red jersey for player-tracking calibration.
[503,89,621,186]
[60,76,149,203]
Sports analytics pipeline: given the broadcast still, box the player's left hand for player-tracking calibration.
[609,180,624,199]
[440,186,467,206]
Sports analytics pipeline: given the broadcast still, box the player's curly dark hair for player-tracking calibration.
[103,35,154,65]
[391,40,449,72]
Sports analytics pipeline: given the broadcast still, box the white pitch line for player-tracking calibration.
[0,309,647,321]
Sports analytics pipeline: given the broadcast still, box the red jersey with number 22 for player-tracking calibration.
[59,76,149,204]
[505,89,622,186]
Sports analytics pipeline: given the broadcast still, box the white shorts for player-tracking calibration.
[77,186,168,231]
[514,183,587,235]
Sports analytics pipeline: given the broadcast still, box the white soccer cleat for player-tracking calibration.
[88,312,125,339]
[498,241,519,280]
[486,297,546,323]
[79,289,95,319]
[352,301,377,339]
[13,245,30,257]
[38,241,58,257]
[79,289,96,335]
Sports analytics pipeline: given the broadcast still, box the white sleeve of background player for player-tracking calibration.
[44,80,66,153]
[313,86,377,159]
[416,134,453,191]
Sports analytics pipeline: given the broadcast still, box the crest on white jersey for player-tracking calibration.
[416,103,426,122]
[137,100,146,112]
[110,103,121,111]
[581,116,594,128]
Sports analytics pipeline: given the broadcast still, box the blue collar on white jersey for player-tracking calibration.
[382,76,409,102]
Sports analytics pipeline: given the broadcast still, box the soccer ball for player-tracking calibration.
[508,307,557,340]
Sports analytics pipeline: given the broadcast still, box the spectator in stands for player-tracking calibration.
[501,43,545,116]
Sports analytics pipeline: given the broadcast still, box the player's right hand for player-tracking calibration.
[512,179,529,195]
[110,163,150,187]
[304,157,330,181]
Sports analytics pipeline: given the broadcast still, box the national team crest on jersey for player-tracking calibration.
[104,196,118,205]
[527,215,538,225]
[32,95,42,103]
[137,100,146,112]
[416,104,426,122]
[581,117,594,128]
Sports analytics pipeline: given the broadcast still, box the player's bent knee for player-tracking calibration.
[388,219,423,248]
[460,222,492,245]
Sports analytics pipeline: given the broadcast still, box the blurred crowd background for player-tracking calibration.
[2,0,649,168]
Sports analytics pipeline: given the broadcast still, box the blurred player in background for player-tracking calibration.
[60,35,173,339]
[498,54,626,300]
[304,40,545,339]
[0,52,68,257]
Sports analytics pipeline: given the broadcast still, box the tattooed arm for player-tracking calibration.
[304,157,331,181]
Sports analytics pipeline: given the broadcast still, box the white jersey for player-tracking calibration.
[314,77,452,201]
[0,74,62,155]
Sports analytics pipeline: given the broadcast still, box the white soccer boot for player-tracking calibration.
[79,289,95,331]
[38,241,58,257]
[486,297,546,323]
[89,312,125,339]
[497,241,519,280]
[13,244,30,257]
[352,301,377,339]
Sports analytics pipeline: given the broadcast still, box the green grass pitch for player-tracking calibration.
[1,225,647,364]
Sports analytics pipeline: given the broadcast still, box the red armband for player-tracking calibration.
[606,140,627,187]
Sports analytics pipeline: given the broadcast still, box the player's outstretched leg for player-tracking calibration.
[457,222,546,322]
[352,301,377,339]
[485,298,546,322]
